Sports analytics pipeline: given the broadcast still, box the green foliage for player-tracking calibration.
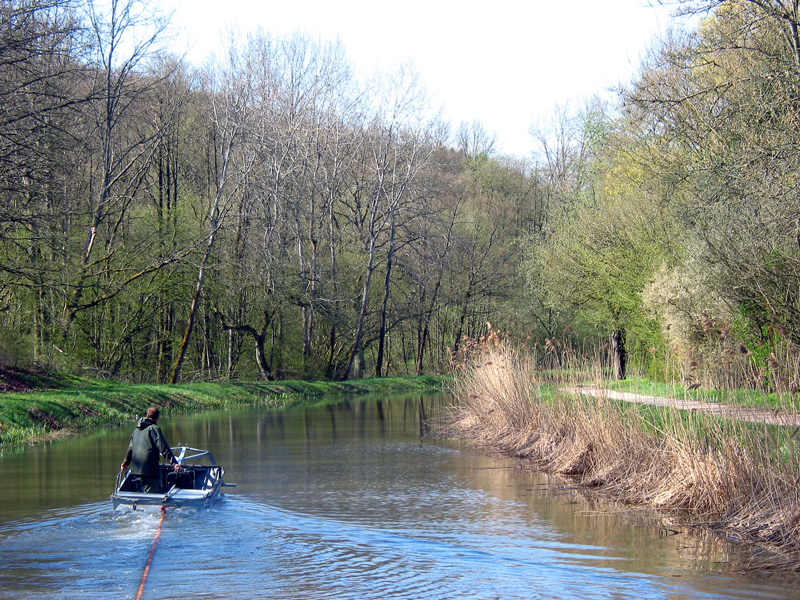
[4,0,800,395]
[0,328,33,368]
[522,0,800,389]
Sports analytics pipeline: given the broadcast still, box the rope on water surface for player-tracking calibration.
[136,505,166,600]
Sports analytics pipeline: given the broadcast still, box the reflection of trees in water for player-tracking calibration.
[315,395,442,441]
[325,404,336,441]
[418,397,428,438]
[169,394,448,448]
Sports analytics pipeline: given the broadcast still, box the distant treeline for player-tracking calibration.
[0,0,797,389]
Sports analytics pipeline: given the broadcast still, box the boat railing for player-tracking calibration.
[171,445,217,466]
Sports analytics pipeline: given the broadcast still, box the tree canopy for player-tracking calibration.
[1,0,797,388]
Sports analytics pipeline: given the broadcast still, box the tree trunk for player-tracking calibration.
[169,259,206,384]
[253,330,274,381]
[227,329,235,380]
[453,286,472,354]
[217,310,276,381]
[324,324,334,377]
[375,212,396,377]
[346,236,377,379]
[170,188,223,383]
[612,329,627,380]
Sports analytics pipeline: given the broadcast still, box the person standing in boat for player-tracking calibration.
[120,406,181,493]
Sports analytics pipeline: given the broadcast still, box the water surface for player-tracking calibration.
[0,394,795,599]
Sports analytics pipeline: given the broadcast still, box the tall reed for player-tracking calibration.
[446,330,800,571]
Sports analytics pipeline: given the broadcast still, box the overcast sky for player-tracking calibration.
[163,0,677,157]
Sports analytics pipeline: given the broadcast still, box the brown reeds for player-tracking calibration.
[445,331,800,572]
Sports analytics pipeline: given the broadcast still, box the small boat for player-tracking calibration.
[111,445,234,511]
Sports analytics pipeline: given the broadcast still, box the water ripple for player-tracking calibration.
[2,400,799,600]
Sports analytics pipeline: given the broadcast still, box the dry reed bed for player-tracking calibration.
[446,339,800,571]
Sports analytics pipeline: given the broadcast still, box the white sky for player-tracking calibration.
[163,0,677,157]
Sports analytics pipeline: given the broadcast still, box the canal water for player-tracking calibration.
[0,394,796,599]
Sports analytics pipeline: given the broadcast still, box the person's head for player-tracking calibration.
[146,406,161,422]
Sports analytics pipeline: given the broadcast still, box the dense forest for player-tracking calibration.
[0,0,798,387]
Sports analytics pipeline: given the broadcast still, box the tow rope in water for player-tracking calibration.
[136,505,167,600]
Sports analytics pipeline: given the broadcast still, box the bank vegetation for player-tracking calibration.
[1,0,799,423]
[447,330,800,572]
[0,372,442,447]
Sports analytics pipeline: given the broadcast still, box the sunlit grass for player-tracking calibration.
[607,377,799,410]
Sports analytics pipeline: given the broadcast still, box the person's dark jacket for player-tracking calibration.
[123,417,176,477]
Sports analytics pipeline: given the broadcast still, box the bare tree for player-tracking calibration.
[342,65,439,379]
[456,118,497,159]
[65,0,173,324]
[170,48,252,383]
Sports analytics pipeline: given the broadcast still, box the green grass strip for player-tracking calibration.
[0,375,445,447]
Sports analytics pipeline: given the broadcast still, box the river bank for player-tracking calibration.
[445,338,800,573]
[0,373,444,447]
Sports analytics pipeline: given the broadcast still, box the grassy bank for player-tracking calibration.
[446,334,800,572]
[0,375,444,447]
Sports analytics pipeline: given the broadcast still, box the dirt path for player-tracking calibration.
[564,384,800,427]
